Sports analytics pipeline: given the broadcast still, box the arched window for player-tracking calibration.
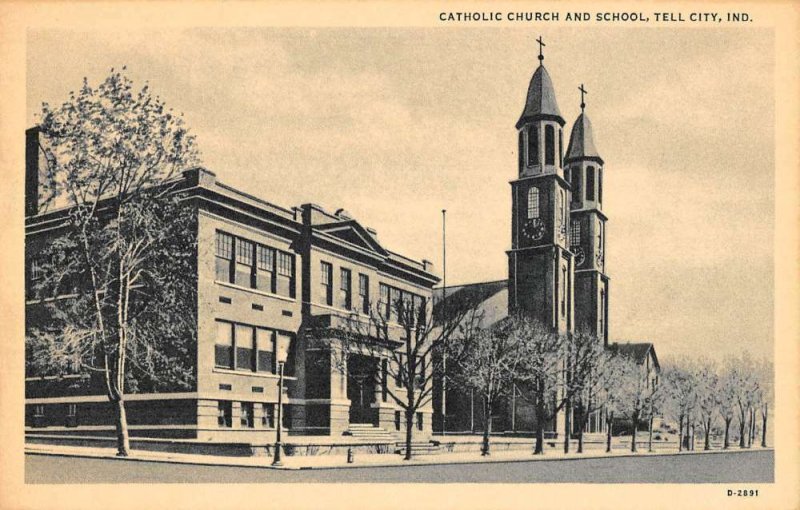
[527,187,540,219]
[545,125,555,165]
[586,166,595,201]
[558,129,563,167]
[571,167,581,203]
[527,126,538,166]
[518,131,524,169]
[598,168,603,205]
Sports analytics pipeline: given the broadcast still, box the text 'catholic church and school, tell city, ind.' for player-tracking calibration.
[23,38,658,443]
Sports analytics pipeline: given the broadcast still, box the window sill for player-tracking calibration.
[214,280,297,304]
[212,368,297,381]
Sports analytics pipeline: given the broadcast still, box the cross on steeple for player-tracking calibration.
[579,83,587,111]
[536,36,545,63]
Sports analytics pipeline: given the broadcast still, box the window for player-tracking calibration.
[561,266,567,316]
[395,411,401,431]
[358,274,369,314]
[33,404,45,427]
[570,219,581,248]
[527,126,538,166]
[586,166,596,201]
[545,125,555,165]
[412,295,425,323]
[415,356,426,389]
[262,403,275,428]
[256,245,275,293]
[218,401,232,428]
[559,189,565,231]
[277,333,295,377]
[559,129,563,167]
[339,268,352,310]
[215,321,234,369]
[215,231,234,283]
[416,412,424,431]
[571,167,581,203]
[320,262,333,306]
[527,187,540,219]
[30,258,44,282]
[379,283,390,319]
[395,353,405,387]
[256,328,274,373]
[598,168,603,205]
[235,238,255,288]
[66,403,77,427]
[388,287,401,321]
[240,402,254,428]
[518,131,525,169]
[598,222,604,262]
[600,290,606,341]
[381,359,388,402]
[277,252,295,298]
[235,324,255,371]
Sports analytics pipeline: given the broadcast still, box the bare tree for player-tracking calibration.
[447,318,530,456]
[756,359,773,448]
[26,69,198,456]
[718,358,739,449]
[614,354,655,453]
[694,359,720,451]
[661,361,696,452]
[512,317,563,455]
[305,295,481,460]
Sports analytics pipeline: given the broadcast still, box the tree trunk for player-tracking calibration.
[678,413,684,452]
[738,411,746,448]
[563,397,571,454]
[723,417,731,449]
[760,406,768,448]
[689,423,695,451]
[648,414,654,453]
[404,408,414,461]
[482,396,492,456]
[704,418,711,451]
[749,408,756,447]
[631,412,638,453]
[533,394,545,455]
[605,411,613,453]
[114,398,130,457]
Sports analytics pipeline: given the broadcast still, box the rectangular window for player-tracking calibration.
[240,402,254,428]
[215,321,234,369]
[528,126,538,166]
[395,353,405,387]
[518,131,525,169]
[218,401,232,428]
[262,403,275,428]
[395,411,401,431]
[256,245,275,293]
[235,324,255,371]
[598,168,603,205]
[320,262,333,306]
[278,333,295,377]
[415,356,426,389]
[276,252,295,298]
[256,328,275,373]
[381,359,388,402]
[561,267,567,316]
[388,287,401,321]
[379,283,389,319]
[586,166,596,201]
[358,274,369,314]
[339,268,352,310]
[215,231,234,283]
[570,219,581,248]
[412,294,425,324]
[416,412,424,431]
[30,258,44,282]
[572,167,581,203]
[545,125,555,165]
[235,238,255,288]
[66,403,78,427]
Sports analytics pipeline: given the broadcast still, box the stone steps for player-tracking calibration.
[395,441,441,456]
[344,424,396,443]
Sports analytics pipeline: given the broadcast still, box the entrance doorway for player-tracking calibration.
[347,354,378,425]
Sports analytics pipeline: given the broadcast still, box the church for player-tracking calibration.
[432,39,659,437]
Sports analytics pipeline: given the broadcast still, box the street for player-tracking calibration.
[25,450,773,484]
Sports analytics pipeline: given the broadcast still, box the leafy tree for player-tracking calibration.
[26,68,198,456]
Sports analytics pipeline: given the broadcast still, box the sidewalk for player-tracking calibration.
[24,441,772,471]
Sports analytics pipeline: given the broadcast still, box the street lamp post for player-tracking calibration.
[272,335,292,467]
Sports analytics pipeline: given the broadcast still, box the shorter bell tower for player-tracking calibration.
[565,85,609,343]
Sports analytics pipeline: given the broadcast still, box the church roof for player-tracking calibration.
[516,64,564,128]
[609,342,660,370]
[565,112,603,163]
[432,280,508,325]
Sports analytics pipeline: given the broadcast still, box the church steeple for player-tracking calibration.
[565,85,604,211]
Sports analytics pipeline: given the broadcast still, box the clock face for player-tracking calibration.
[522,218,545,241]
[573,247,586,267]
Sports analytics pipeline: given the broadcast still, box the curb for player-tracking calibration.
[24,446,774,472]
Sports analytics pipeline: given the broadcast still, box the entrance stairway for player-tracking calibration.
[394,441,441,456]
[344,424,396,442]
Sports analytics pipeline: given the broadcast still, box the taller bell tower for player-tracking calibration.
[565,86,609,344]
[507,38,574,335]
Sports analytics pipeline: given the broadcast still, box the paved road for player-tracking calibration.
[26,450,773,484]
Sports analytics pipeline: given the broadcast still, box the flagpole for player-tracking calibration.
[442,208,447,436]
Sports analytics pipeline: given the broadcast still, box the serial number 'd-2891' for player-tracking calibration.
[727,489,759,497]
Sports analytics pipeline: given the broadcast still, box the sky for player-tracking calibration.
[26,27,774,362]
